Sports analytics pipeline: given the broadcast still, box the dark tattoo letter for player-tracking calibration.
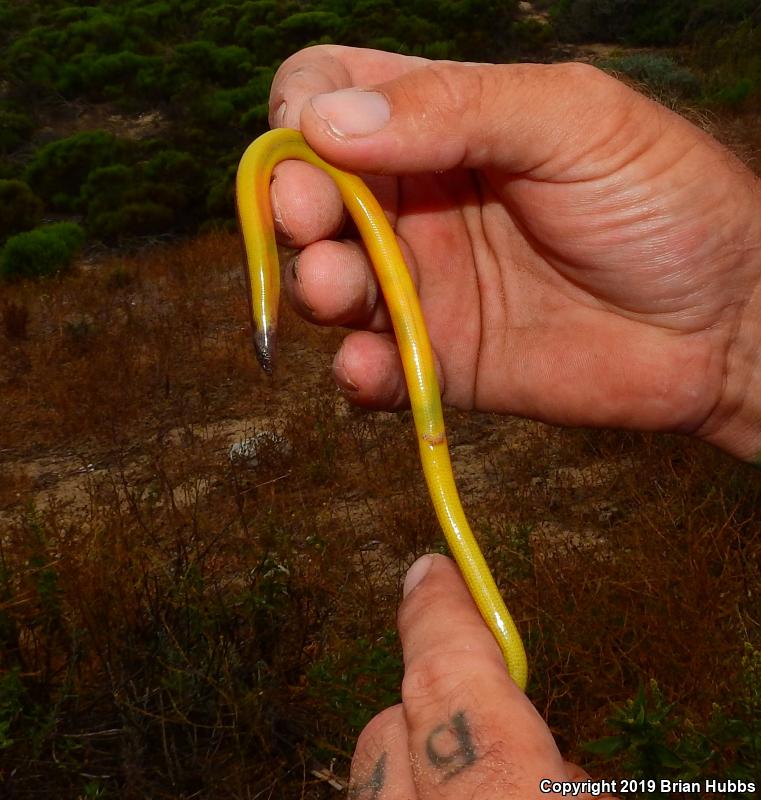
[425,710,477,780]
[349,751,387,799]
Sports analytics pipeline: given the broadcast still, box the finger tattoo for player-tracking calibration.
[425,710,477,780]
[349,751,387,799]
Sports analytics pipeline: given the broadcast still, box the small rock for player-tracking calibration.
[228,430,291,467]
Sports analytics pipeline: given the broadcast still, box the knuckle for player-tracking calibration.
[558,60,602,82]
[401,647,477,707]
[556,60,625,100]
[426,61,470,110]
[414,61,491,131]
[353,705,402,761]
[274,44,335,80]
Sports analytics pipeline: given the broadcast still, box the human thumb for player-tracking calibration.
[298,60,636,178]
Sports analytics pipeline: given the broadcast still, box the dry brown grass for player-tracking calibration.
[0,231,760,797]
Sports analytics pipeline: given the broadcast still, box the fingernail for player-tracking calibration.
[310,89,390,138]
[273,101,287,128]
[403,555,433,598]
[271,177,293,242]
[334,347,359,393]
[288,254,315,315]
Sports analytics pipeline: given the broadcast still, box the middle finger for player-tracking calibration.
[270,160,400,248]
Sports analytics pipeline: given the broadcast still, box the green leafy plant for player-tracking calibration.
[80,151,205,240]
[708,76,756,108]
[586,681,683,777]
[0,180,44,243]
[58,51,164,101]
[24,131,128,212]
[0,108,34,154]
[308,631,403,738]
[586,649,761,798]
[0,222,85,281]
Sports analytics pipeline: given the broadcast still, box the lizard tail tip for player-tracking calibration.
[254,328,276,375]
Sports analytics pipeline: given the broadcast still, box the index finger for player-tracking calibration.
[270,45,428,129]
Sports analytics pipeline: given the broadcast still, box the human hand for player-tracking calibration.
[348,554,614,799]
[267,46,761,463]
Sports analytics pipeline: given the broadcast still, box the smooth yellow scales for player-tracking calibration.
[236,128,528,690]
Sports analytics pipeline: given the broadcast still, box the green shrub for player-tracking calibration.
[552,0,761,53]
[0,3,22,33]
[278,10,344,40]
[0,108,34,154]
[77,147,206,240]
[6,23,63,88]
[0,160,19,180]
[709,76,756,108]
[205,165,236,219]
[88,202,175,240]
[697,16,761,108]
[599,53,702,99]
[81,164,180,239]
[80,163,134,223]
[25,131,128,212]
[171,41,254,87]
[0,223,85,281]
[143,149,203,187]
[233,23,281,63]
[59,51,164,101]
[6,43,58,90]
[198,6,239,43]
[366,35,408,53]
[551,0,684,44]
[418,39,456,59]
[0,180,43,243]
[195,91,236,126]
[241,102,269,134]
[125,1,177,36]
[60,10,128,56]
[184,69,273,133]
[510,17,555,54]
